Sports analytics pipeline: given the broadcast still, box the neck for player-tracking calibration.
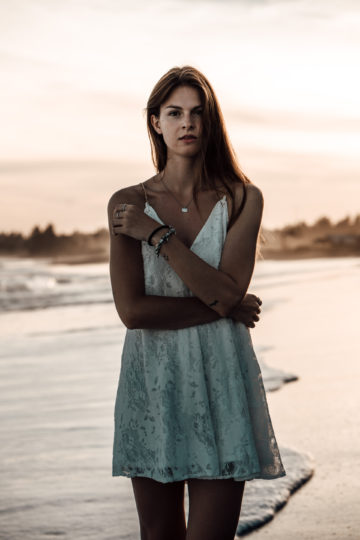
[160,155,201,196]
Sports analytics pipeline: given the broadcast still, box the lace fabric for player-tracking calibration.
[112,196,286,483]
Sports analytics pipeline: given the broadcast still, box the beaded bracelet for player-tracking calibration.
[154,226,176,257]
[147,225,170,246]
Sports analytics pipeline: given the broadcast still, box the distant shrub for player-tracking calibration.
[314,216,332,228]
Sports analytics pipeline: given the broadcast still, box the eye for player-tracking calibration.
[169,111,179,116]
[194,109,202,115]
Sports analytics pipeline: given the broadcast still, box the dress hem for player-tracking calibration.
[112,469,287,483]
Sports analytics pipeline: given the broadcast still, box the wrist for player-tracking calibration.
[146,223,168,244]
[154,228,176,257]
[149,226,175,247]
[151,229,168,246]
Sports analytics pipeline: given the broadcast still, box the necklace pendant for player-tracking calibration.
[181,207,188,213]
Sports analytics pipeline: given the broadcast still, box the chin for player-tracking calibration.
[180,146,201,155]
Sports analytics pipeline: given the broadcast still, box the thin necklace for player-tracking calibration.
[160,171,194,213]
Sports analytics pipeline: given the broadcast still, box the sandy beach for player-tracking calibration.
[248,257,360,539]
[0,256,359,539]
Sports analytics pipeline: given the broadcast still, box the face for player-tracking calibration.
[151,85,203,156]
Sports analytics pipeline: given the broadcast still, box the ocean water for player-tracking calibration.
[2,255,355,538]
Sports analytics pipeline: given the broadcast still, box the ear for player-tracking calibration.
[150,114,162,135]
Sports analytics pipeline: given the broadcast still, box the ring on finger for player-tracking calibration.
[115,204,127,219]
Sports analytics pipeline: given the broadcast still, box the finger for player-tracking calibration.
[113,208,122,219]
[112,225,123,236]
[112,216,124,225]
[113,212,125,222]
[112,211,127,224]
[113,204,130,219]
[113,203,134,211]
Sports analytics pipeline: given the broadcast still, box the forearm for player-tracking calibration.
[128,295,223,330]
[149,232,243,317]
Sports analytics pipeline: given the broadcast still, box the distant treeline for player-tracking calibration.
[0,214,360,261]
[0,224,109,259]
[260,214,360,259]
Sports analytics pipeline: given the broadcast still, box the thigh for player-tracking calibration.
[131,476,186,540]
[186,478,245,540]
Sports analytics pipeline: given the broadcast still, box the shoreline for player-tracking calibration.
[0,248,359,266]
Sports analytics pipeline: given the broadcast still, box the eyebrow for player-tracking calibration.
[165,105,202,110]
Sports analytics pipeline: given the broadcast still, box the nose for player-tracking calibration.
[182,112,194,129]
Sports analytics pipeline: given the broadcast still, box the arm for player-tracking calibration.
[108,188,223,330]
[218,183,264,308]
[148,183,264,316]
[108,183,263,329]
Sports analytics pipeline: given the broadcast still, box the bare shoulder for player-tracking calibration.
[235,182,262,209]
[236,181,262,200]
[107,182,146,214]
[245,182,263,199]
[244,183,264,215]
[227,181,263,218]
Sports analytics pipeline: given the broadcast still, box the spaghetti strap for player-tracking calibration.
[140,182,148,205]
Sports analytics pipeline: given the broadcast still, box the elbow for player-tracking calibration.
[122,310,141,330]
[114,296,147,329]
[125,321,138,330]
[122,316,136,330]
[111,292,143,329]
[115,306,140,330]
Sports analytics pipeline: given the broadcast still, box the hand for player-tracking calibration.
[112,203,160,242]
[227,293,262,328]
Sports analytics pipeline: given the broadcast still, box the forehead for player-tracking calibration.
[162,85,202,108]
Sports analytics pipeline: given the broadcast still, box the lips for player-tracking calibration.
[180,135,197,140]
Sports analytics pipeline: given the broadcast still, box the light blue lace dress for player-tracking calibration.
[112,190,286,483]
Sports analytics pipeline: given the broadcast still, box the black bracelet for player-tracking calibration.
[154,227,176,257]
[147,225,170,246]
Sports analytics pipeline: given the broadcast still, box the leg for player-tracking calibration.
[186,478,245,540]
[131,476,187,540]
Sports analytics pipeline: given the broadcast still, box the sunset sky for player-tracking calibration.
[1,0,359,234]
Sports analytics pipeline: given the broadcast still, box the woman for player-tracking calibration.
[108,65,286,540]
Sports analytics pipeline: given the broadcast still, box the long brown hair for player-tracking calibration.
[144,65,263,256]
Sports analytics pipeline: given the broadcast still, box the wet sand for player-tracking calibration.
[246,257,360,539]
